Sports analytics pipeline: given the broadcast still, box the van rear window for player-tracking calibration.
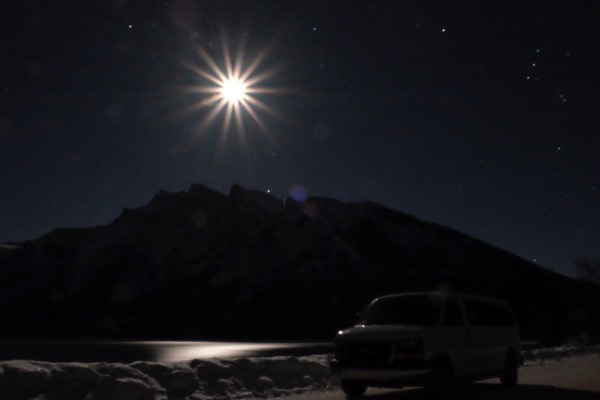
[463,299,515,326]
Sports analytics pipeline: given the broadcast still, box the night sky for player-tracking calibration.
[1,0,599,277]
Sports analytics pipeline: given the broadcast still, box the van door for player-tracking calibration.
[438,296,472,378]
[462,298,507,374]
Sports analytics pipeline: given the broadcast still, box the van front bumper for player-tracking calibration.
[330,360,431,384]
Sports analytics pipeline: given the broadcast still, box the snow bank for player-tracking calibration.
[2,345,600,400]
[523,344,600,364]
[0,355,336,400]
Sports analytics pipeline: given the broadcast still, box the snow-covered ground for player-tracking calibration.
[522,344,600,365]
[1,345,599,400]
[0,354,334,400]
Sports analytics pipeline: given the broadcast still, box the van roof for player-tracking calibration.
[375,291,509,306]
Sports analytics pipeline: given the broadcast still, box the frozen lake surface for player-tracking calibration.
[0,340,333,363]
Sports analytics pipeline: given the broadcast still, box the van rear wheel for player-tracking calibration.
[340,380,367,398]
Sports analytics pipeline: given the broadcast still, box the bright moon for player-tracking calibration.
[221,78,246,103]
[178,31,284,146]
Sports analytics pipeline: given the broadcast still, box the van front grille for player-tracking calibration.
[347,342,393,363]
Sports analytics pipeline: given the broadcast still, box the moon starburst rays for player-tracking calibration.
[181,35,283,149]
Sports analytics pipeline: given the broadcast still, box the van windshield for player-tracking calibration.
[357,294,443,326]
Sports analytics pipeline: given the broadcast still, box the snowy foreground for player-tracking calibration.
[1,346,599,400]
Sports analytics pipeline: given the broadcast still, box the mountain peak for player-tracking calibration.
[228,183,284,214]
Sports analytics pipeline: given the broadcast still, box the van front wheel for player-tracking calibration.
[340,380,367,398]
[425,358,454,399]
[500,351,518,387]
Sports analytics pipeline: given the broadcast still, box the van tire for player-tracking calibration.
[425,358,454,399]
[500,350,518,387]
[340,380,367,398]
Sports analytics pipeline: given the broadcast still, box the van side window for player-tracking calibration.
[464,299,515,326]
[442,297,464,326]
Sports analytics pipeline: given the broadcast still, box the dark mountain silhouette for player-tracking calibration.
[0,184,598,343]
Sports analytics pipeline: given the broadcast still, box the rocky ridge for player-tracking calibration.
[0,184,599,343]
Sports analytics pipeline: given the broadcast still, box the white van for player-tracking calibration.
[330,292,523,398]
